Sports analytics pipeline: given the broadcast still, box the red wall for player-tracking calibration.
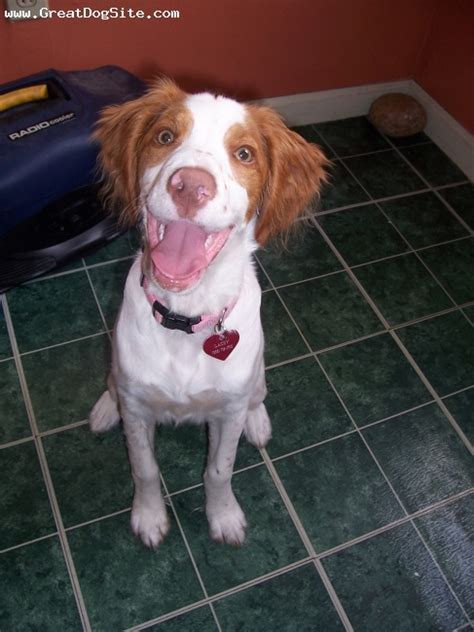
[415,0,474,133]
[0,0,472,131]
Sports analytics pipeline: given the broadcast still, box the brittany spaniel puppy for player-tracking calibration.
[89,79,328,548]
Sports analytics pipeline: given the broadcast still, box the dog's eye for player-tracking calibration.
[157,129,175,145]
[234,146,254,163]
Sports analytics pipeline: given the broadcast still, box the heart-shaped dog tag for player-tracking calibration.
[203,330,240,361]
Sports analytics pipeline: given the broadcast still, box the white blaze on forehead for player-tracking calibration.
[185,92,247,150]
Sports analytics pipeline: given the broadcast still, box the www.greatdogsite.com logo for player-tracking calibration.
[4,6,181,20]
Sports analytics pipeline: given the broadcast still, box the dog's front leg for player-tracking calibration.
[123,415,170,549]
[205,411,247,546]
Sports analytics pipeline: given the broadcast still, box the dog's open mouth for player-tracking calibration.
[147,213,232,291]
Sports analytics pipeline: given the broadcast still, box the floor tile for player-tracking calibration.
[443,388,474,445]
[88,259,131,328]
[354,253,453,325]
[22,334,110,432]
[68,512,203,631]
[318,204,409,265]
[275,433,403,552]
[462,304,474,324]
[157,422,261,495]
[315,116,390,156]
[173,466,307,595]
[292,124,333,157]
[0,537,82,631]
[363,404,473,513]
[279,272,382,351]
[84,227,141,264]
[0,359,30,444]
[419,238,474,304]
[401,144,467,186]
[7,272,105,353]
[381,191,468,248]
[416,495,474,618]
[256,227,341,286]
[343,150,425,199]
[397,312,474,396]
[0,442,55,550]
[214,563,344,631]
[438,183,474,229]
[146,606,218,631]
[319,333,429,425]
[265,357,353,458]
[261,291,307,365]
[389,133,432,147]
[0,303,12,360]
[43,425,132,528]
[319,161,370,211]
[323,522,465,631]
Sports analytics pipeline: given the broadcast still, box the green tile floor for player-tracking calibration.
[0,116,473,631]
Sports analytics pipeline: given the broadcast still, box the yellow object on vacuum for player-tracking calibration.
[0,84,49,112]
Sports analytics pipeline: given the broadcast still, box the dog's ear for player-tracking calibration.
[93,78,185,225]
[248,106,329,246]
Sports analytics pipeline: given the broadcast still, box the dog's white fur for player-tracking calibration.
[89,80,327,548]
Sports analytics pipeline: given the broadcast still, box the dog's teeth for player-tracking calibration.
[205,234,214,249]
[159,224,165,241]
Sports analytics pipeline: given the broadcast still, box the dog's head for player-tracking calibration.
[95,78,328,293]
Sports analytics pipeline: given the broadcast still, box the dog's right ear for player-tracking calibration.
[93,78,184,225]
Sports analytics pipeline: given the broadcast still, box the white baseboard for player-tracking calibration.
[252,80,474,181]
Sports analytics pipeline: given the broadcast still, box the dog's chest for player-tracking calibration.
[116,322,255,422]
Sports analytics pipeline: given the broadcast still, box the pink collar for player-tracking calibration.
[141,274,237,334]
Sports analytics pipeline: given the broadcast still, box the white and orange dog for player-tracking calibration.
[89,79,327,548]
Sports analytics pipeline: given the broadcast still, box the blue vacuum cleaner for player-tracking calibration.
[0,66,145,292]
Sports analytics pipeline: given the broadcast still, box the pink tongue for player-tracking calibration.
[151,221,208,280]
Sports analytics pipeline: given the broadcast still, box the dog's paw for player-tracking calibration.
[244,403,272,448]
[131,500,170,549]
[89,390,120,433]
[207,497,247,546]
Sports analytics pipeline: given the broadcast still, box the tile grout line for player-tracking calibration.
[21,254,136,285]
[38,418,90,437]
[0,435,35,451]
[19,329,109,358]
[312,178,469,218]
[259,239,473,622]
[84,267,113,342]
[260,448,354,632]
[158,473,223,632]
[441,384,474,400]
[1,293,92,632]
[328,142,432,161]
[311,129,474,454]
[0,531,59,556]
[125,557,314,631]
[461,307,474,326]
[390,302,474,332]
[315,488,474,561]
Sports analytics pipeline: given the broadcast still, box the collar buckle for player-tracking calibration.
[152,300,201,334]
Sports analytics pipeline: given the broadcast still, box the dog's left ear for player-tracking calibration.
[249,106,329,246]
